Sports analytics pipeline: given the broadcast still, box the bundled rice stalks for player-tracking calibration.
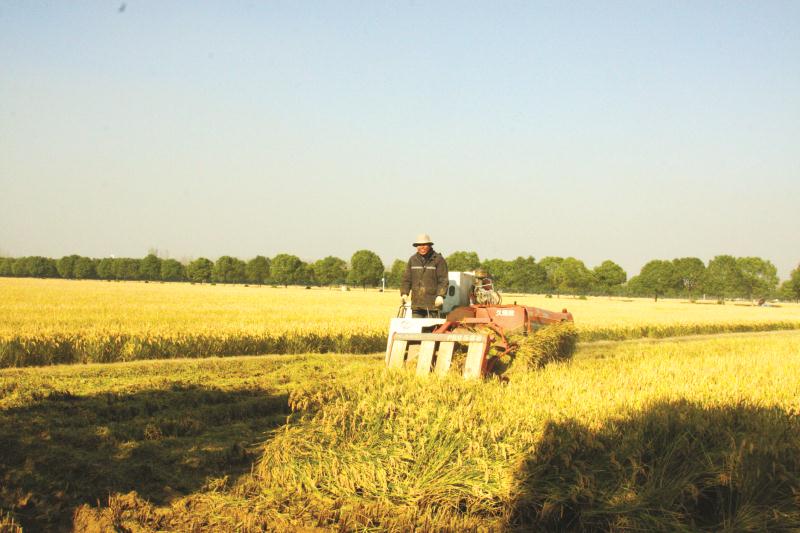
[495,322,578,376]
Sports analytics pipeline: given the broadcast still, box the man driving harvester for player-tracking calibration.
[401,233,449,318]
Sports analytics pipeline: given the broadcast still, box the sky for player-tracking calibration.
[1,1,798,278]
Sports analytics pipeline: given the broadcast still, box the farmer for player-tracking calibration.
[400,233,449,318]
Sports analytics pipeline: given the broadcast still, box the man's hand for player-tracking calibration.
[401,294,411,305]
[434,296,444,308]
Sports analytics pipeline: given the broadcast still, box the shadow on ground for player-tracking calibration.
[0,385,289,531]
[508,400,800,531]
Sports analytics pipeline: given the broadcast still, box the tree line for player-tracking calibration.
[408,252,797,301]
[1,251,798,301]
[0,251,385,288]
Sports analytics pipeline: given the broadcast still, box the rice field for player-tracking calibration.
[2,278,799,530]
[2,278,799,367]
[2,331,799,531]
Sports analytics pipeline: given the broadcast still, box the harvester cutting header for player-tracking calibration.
[386,234,574,379]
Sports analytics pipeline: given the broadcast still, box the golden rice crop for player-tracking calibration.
[237,331,800,530]
[508,292,800,340]
[0,278,391,366]
[2,278,799,367]
[55,331,800,531]
[0,352,377,531]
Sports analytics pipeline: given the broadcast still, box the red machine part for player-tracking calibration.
[432,304,574,375]
[442,304,573,334]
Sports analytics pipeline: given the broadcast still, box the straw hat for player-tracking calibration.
[413,233,434,246]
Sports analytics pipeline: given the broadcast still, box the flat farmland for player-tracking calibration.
[2,278,800,367]
[2,331,799,531]
[2,278,800,530]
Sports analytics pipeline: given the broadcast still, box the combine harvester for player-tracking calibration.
[385,271,573,379]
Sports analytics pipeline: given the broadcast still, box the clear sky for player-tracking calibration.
[1,1,798,278]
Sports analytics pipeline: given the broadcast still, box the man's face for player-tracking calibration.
[416,243,431,255]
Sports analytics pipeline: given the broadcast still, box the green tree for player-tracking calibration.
[777,280,795,301]
[387,259,406,289]
[348,250,384,289]
[637,260,675,301]
[506,256,547,293]
[778,266,800,301]
[0,257,14,277]
[593,260,627,295]
[296,262,316,286]
[186,258,213,283]
[312,256,348,286]
[271,254,304,287]
[789,266,800,300]
[626,274,643,296]
[213,256,246,283]
[140,254,163,281]
[96,258,116,280]
[56,255,81,278]
[11,257,29,277]
[35,256,59,278]
[704,255,742,300]
[160,259,186,281]
[736,257,778,300]
[446,251,480,272]
[115,258,141,280]
[73,256,97,279]
[538,256,564,293]
[245,256,271,285]
[671,257,705,298]
[10,256,57,278]
[552,257,595,296]
[0,256,105,279]
[480,259,510,288]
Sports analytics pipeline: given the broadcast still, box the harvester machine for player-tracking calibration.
[385,271,574,379]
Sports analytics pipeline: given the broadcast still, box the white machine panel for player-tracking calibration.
[385,316,445,363]
[443,271,474,313]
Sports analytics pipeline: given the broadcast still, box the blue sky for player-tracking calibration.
[1,1,798,277]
